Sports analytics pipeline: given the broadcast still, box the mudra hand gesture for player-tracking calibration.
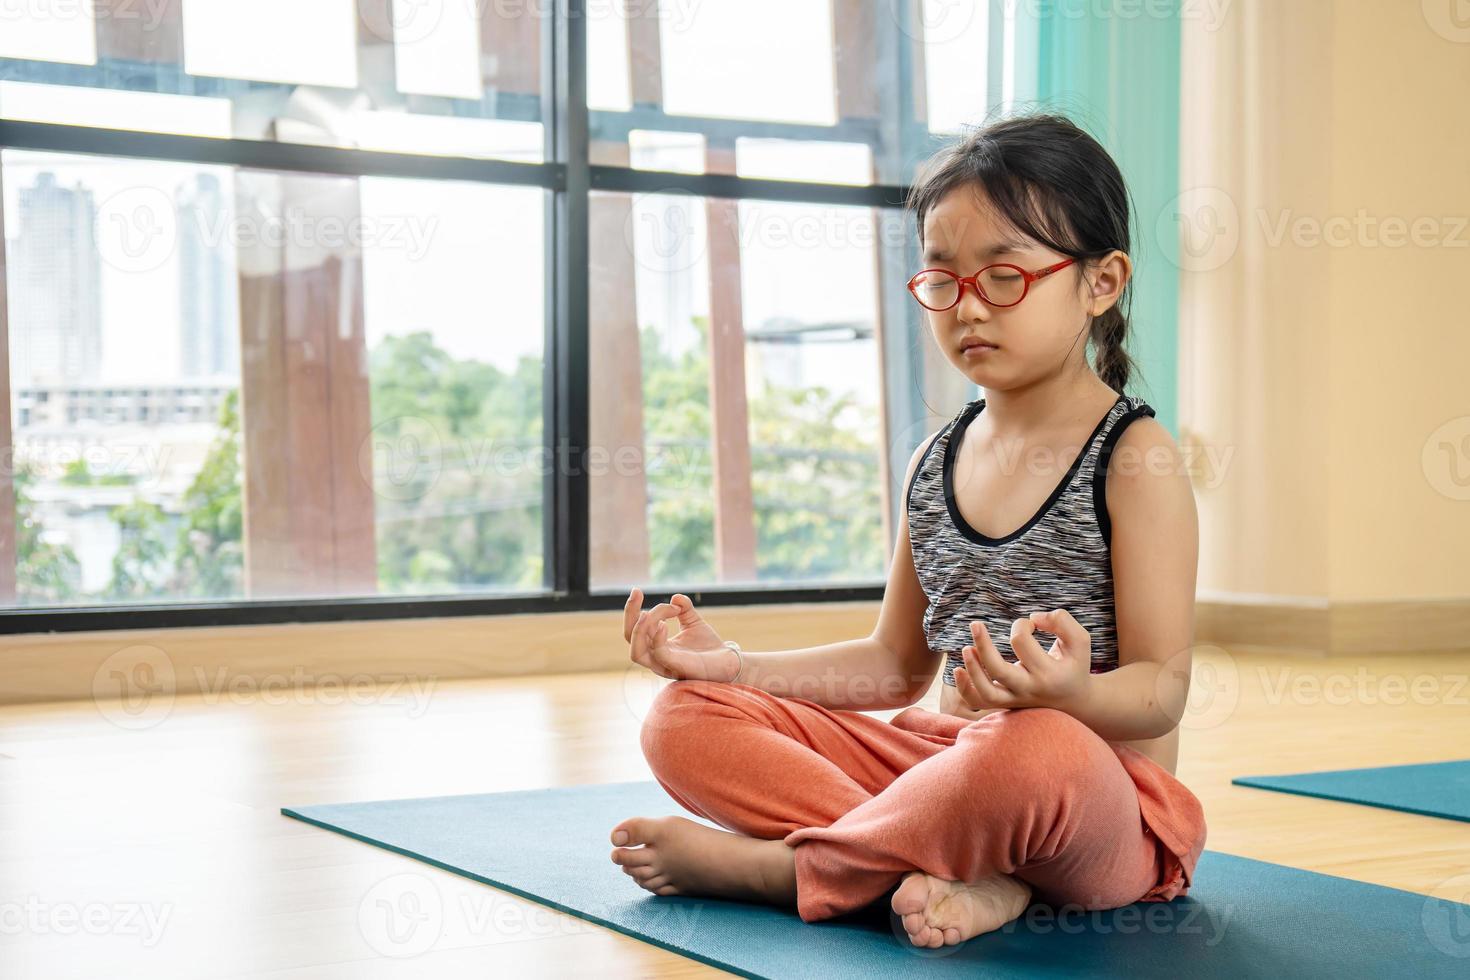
[623,588,740,683]
[952,609,1093,711]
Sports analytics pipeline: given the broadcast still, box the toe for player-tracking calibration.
[610,846,655,868]
[611,816,655,847]
[891,872,928,916]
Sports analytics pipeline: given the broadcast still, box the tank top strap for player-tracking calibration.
[1089,394,1157,472]
[903,397,981,514]
[1088,394,1158,546]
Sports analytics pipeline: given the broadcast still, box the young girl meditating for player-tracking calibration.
[609,112,1208,949]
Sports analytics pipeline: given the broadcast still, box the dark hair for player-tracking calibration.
[905,112,1141,395]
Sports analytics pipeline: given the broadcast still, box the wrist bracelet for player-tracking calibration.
[722,640,743,683]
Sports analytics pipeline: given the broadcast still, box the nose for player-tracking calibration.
[954,278,994,323]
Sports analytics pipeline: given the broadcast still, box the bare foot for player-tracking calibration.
[609,815,797,907]
[891,870,1033,948]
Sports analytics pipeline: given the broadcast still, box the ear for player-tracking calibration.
[1087,250,1132,315]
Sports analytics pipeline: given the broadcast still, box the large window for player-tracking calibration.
[0,0,541,158]
[590,188,888,590]
[0,1,1007,628]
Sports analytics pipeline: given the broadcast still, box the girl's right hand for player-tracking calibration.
[623,588,740,683]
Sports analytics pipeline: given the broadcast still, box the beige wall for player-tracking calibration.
[0,602,883,707]
[1327,2,1470,601]
[1180,1,1470,607]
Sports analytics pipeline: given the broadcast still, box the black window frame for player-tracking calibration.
[0,0,951,634]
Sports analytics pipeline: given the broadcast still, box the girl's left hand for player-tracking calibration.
[953,609,1093,711]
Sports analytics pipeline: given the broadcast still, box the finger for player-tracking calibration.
[971,621,1029,691]
[670,593,703,628]
[963,645,1017,704]
[1008,616,1051,673]
[643,603,679,637]
[1030,608,1089,657]
[953,663,987,710]
[623,588,643,643]
[968,645,1007,691]
[629,610,651,667]
[955,649,996,707]
[1024,611,1065,661]
[641,603,679,659]
[638,608,661,657]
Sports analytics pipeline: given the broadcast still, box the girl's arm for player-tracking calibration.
[735,438,942,712]
[1054,416,1199,741]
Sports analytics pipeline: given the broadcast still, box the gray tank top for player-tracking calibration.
[906,393,1156,687]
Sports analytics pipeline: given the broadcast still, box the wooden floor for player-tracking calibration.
[3,644,1469,977]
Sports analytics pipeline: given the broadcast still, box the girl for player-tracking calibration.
[609,113,1207,949]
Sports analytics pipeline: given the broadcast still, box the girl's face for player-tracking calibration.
[918,184,1125,390]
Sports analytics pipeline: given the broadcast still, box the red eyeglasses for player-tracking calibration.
[906,258,1077,311]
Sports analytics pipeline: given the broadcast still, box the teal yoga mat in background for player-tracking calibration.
[283,780,1470,978]
[1233,759,1470,823]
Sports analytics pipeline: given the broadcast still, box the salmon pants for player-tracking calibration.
[639,679,1206,924]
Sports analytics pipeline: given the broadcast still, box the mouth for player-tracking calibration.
[959,337,999,354]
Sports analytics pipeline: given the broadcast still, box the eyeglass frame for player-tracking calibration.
[905,257,1078,311]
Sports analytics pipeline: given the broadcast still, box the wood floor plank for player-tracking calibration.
[1,645,1467,977]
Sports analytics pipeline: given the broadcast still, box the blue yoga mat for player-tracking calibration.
[283,780,1470,978]
[1233,759,1470,823]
